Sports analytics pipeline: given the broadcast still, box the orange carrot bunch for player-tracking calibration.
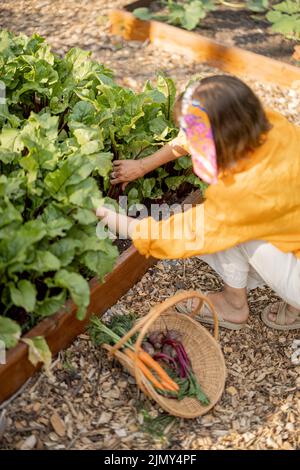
[89,315,179,393]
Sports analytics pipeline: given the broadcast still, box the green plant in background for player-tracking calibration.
[266,1,300,39]
[246,0,269,13]
[133,0,272,29]
[134,0,216,31]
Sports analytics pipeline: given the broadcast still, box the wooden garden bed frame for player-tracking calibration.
[0,190,202,403]
[110,0,300,88]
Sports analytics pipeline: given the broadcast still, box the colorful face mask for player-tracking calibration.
[179,83,218,184]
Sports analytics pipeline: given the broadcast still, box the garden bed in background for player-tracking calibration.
[110,12,300,88]
[110,2,300,88]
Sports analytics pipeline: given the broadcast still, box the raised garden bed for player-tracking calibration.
[127,0,300,66]
[0,29,206,404]
[110,1,300,87]
[0,189,202,404]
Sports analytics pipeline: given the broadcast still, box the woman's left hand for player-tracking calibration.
[96,206,112,225]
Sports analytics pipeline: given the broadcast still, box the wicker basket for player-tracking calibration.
[104,291,226,419]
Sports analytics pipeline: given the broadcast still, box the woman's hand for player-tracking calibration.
[96,206,139,240]
[110,141,188,189]
[110,160,145,188]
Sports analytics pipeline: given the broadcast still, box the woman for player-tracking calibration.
[97,75,300,330]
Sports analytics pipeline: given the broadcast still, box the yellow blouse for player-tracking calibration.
[132,109,300,259]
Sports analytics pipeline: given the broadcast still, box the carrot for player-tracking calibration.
[124,349,165,391]
[160,380,179,393]
[138,348,179,391]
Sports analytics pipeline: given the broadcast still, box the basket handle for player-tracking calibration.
[110,290,219,356]
[133,290,219,392]
[144,291,219,336]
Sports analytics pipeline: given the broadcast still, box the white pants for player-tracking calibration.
[199,240,300,310]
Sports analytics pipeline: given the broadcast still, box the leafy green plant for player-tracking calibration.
[266,0,300,39]
[0,316,21,348]
[0,31,117,328]
[0,30,202,347]
[134,0,216,31]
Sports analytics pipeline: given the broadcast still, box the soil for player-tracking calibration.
[138,1,299,66]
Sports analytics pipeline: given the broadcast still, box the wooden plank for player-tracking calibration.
[110,9,300,88]
[0,190,202,403]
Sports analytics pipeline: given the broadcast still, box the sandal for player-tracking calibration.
[175,289,246,331]
[261,302,300,330]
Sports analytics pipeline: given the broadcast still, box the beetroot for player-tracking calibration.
[142,341,155,357]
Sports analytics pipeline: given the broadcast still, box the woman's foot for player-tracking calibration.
[175,285,249,329]
[206,286,249,325]
[268,303,300,325]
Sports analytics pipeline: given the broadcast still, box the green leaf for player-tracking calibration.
[49,238,81,267]
[267,1,300,38]
[54,269,90,320]
[165,175,185,190]
[133,7,153,21]
[184,173,208,191]
[127,187,140,207]
[73,127,104,154]
[0,316,21,349]
[174,155,192,170]
[44,154,95,198]
[270,15,299,34]
[273,0,300,14]
[26,250,61,273]
[34,292,66,317]
[0,29,205,337]
[156,74,176,121]
[81,246,118,281]
[182,1,206,30]
[0,199,23,228]
[67,177,101,209]
[90,152,113,178]
[0,128,24,153]
[72,208,98,225]
[142,178,156,198]
[22,336,51,374]
[69,101,96,124]
[41,204,73,238]
[9,280,37,312]
[149,116,169,137]
[247,0,269,12]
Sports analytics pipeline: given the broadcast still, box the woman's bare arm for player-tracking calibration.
[111,138,188,186]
